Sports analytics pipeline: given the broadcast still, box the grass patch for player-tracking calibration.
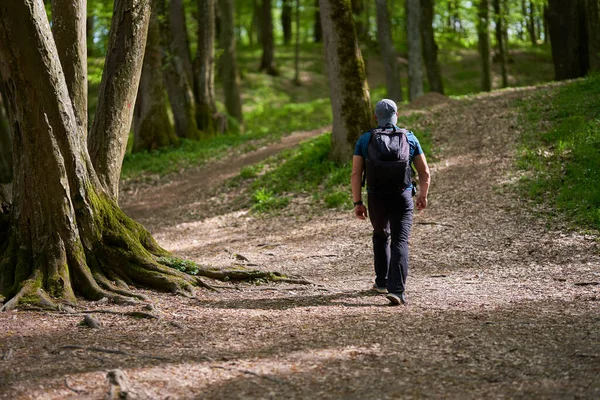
[515,74,600,230]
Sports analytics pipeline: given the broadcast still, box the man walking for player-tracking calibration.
[351,99,431,305]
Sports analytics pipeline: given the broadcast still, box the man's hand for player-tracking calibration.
[416,194,427,210]
[354,204,368,220]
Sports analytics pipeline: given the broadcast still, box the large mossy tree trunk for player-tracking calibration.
[477,0,492,92]
[259,0,278,75]
[493,0,508,88]
[88,0,152,201]
[420,0,444,95]
[133,6,178,153]
[375,0,403,103]
[319,0,372,163]
[194,0,221,134]
[160,0,201,140]
[219,0,244,126]
[406,0,424,101]
[547,0,589,80]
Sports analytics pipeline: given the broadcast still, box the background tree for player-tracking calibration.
[406,0,424,100]
[282,0,293,45]
[493,0,508,88]
[585,0,600,72]
[0,92,11,185]
[351,0,367,41]
[319,0,372,162]
[477,0,492,91]
[133,6,178,153]
[160,0,201,140]
[219,0,244,125]
[195,0,221,134]
[420,0,444,94]
[259,0,278,75]
[375,0,403,102]
[314,0,323,43]
[294,0,301,84]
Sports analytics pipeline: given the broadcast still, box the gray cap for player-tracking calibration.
[375,99,398,127]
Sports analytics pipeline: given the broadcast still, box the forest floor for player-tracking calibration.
[1,85,599,399]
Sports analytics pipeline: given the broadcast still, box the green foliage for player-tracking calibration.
[516,74,600,230]
[251,188,290,213]
[157,256,200,276]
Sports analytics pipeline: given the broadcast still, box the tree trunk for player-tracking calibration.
[88,0,152,201]
[420,0,444,94]
[195,0,221,134]
[493,0,508,88]
[160,0,201,140]
[133,7,178,153]
[585,0,600,72]
[51,0,87,137]
[543,5,549,44]
[319,0,372,162]
[219,0,244,125]
[294,0,301,85]
[375,0,403,102]
[314,0,323,42]
[0,91,11,184]
[527,1,537,46]
[259,0,278,75]
[547,0,589,80]
[477,0,492,91]
[0,0,203,311]
[351,0,366,41]
[86,15,95,57]
[282,0,293,45]
[406,0,424,101]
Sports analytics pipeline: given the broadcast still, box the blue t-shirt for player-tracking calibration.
[354,125,423,192]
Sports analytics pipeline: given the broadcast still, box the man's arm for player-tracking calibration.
[351,155,367,219]
[413,153,430,210]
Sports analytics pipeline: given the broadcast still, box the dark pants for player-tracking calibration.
[368,190,414,295]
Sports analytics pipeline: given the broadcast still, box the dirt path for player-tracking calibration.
[1,87,599,399]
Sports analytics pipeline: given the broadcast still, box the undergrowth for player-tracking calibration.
[515,74,600,230]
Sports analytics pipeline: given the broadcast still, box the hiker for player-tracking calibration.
[351,99,431,306]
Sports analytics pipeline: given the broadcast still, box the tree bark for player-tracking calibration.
[314,0,323,43]
[88,0,152,201]
[259,0,278,75]
[493,0,508,88]
[51,0,87,137]
[420,0,444,94]
[195,0,221,134]
[294,0,301,85]
[133,6,178,153]
[282,0,293,45]
[547,0,589,80]
[406,0,424,101]
[319,0,372,162]
[585,0,600,72]
[526,1,537,46]
[375,0,403,103]
[0,91,11,184]
[219,0,244,125]
[160,0,201,140]
[477,0,492,91]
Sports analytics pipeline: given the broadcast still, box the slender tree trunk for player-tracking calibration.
[160,0,201,140]
[493,0,508,88]
[86,15,96,57]
[547,0,589,80]
[282,0,293,45]
[88,0,152,201]
[527,1,537,45]
[219,0,244,124]
[195,0,220,134]
[543,5,549,44]
[0,92,11,184]
[294,0,301,84]
[585,0,600,72]
[375,0,403,102]
[314,0,323,42]
[133,7,177,153]
[51,0,87,137]
[406,0,424,101]
[420,0,444,94]
[259,0,278,75]
[477,0,492,91]
[319,0,372,162]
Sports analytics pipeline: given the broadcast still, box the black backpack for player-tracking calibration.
[364,126,412,193]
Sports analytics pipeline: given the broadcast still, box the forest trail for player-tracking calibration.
[1,86,599,399]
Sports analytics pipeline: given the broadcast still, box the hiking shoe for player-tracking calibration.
[386,292,407,305]
[372,284,388,294]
